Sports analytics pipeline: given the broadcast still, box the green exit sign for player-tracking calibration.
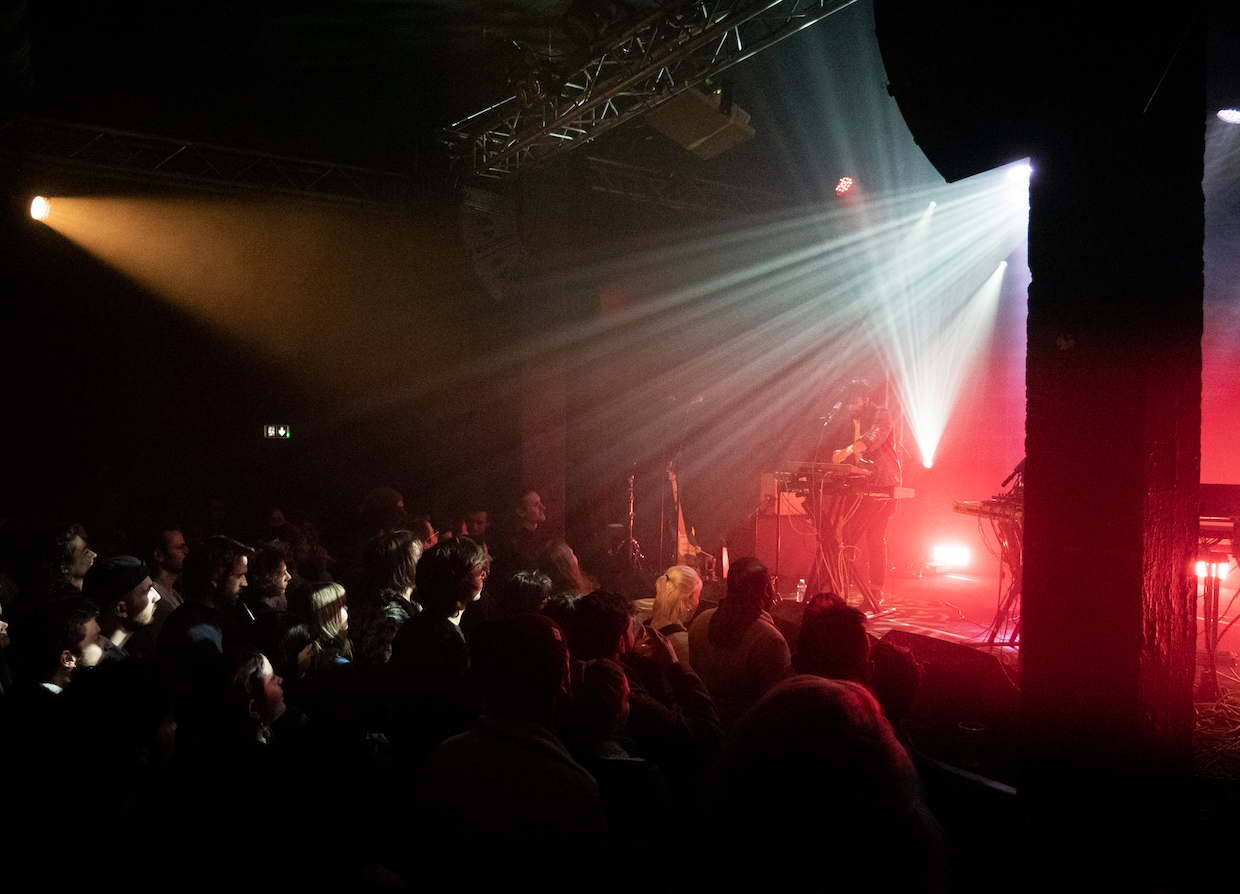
[264,424,291,439]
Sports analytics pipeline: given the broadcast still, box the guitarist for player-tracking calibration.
[821,379,901,604]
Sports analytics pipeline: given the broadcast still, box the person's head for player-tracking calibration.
[840,379,871,417]
[223,648,285,736]
[499,570,553,618]
[415,537,489,619]
[568,589,634,661]
[37,522,96,590]
[470,614,571,724]
[703,675,944,887]
[181,536,253,608]
[249,611,316,682]
[13,597,105,687]
[363,529,422,597]
[515,489,546,530]
[869,639,921,727]
[563,657,630,752]
[359,486,407,534]
[82,555,160,635]
[150,527,188,577]
[407,516,438,551]
[710,557,775,650]
[726,557,775,612]
[247,542,293,610]
[464,507,489,539]
[653,565,702,627]
[301,581,351,660]
[536,539,585,597]
[794,602,873,684]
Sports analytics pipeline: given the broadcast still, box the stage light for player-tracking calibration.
[933,544,970,570]
[30,196,49,220]
[835,177,853,195]
[1217,109,1240,125]
[1197,560,1230,579]
[1006,163,1032,182]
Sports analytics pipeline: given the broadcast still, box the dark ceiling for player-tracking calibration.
[8,1,1238,191]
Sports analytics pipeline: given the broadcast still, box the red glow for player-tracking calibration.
[835,177,853,195]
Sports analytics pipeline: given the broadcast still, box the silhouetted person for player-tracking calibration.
[686,556,793,730]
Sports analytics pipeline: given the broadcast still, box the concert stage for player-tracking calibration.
[766,558,1240,784]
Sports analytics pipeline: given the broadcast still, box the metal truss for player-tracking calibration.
[442,0,856,179]
[3,117,428,208]
[587,155,786,214]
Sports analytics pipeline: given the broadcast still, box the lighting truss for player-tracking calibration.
[587,155,787,214]
[4,117,428,207]
[441,0,858,179]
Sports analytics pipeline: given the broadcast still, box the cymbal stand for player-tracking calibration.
[614,473,644,567]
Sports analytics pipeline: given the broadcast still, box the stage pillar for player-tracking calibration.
[1020,28,1203,889]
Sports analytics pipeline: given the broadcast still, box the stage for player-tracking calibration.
[764,557,1240,784]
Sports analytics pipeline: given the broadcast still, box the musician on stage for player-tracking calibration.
[819,379,901,603]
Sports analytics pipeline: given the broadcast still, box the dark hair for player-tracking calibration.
[870,640,921,726]
[562,657,629,751]
[470,614,569,719]
[794,602,871,683]
[362,529,421,597]
[567,589,633,661]
[709,557,772,650]
[182,536,253,602]
[142,524,183,564]
[248,611,314,683]
[409,517,436,545]
[539,592,578,633]
[248,541,292,592]
[10,596,99,680]
[27,521,90,596]
[497,570,553,618]
[415,537,487,618]
[840,378,871,403]
[703,676,948,888]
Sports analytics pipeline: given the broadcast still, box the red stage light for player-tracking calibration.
[835,177,853,195]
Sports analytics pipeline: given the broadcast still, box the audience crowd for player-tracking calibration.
[0,486,954,892]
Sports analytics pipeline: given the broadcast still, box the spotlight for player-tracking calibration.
[30,196,49,220]
[1218,109,1240,125]
[835,177,854,195]
[1006,163,1032,182]
[1197,559,1230,578]
[932,545,970,571]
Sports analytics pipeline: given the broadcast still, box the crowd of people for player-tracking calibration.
[0,485,955,892]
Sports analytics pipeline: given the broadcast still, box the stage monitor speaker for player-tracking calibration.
[880,629,1019,772]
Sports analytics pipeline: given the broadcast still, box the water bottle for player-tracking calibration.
[796,579,807,602]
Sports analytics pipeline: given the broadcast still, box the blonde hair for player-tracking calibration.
[653,565,702,627]
[305,581,353,661]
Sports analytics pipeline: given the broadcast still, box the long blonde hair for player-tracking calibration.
[305,581,353,661]
[653,565,702,627]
